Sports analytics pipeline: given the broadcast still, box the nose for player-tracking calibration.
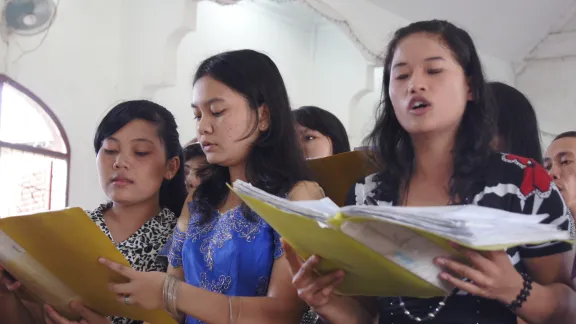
[408,70,427,93]
[113,152,129,169]
[197,115,213,135]
[549,164,561,181]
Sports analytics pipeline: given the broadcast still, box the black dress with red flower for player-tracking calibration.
[345,152,574,324]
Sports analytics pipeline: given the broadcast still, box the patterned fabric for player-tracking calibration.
[167,203,285,324]
[346,153,574,324]
[88,202,177,324]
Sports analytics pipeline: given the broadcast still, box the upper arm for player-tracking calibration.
[266,256,307,312]
[177,192,193,231]
[166,192,193,269]
[288,181,325,201]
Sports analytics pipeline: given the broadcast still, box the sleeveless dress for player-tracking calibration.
[167,202,317,324]
[345,153,574,324]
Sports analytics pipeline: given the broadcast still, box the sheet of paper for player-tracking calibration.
[340,221,455,293]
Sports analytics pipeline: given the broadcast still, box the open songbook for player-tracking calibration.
[231,180,572,298]
[0,208,175,323]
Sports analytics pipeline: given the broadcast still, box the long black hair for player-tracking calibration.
[192,49,311,222]
[488,81,543,163]
[364,20,496,204]
[293,106,351,155]
[94,100,187,216]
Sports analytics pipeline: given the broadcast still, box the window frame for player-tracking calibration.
[0,74,71,207]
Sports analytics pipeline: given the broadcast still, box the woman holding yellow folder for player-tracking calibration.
[87,50,324,324]
[0,100,187,324]
[285,20,576,324]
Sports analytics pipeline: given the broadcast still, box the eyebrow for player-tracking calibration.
[191,97,225,109]
[107,137,154,144]
[392,56,445,70]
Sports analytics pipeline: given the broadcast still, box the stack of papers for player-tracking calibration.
[231,180,572,297]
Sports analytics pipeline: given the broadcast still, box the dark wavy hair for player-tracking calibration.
[364,20,497,204]
[488,81,543,163]
[192,49,311,223]
[293,106,351,155]
[94,100,187,216]
[183,142,205,161]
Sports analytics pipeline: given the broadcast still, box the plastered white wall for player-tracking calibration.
[0,0,515,209]
[516,58,576,150]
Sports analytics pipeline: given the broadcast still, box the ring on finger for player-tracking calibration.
[124,295,132,305]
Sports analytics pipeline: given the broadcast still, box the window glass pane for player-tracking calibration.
[0,147,68,218]
[0,83,67,154]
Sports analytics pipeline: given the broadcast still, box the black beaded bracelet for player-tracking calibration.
[506,272,533,311]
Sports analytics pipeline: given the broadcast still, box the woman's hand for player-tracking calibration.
[98,258,166,310]
[44,303,111,324]
[281,239,345,310]
[0,264,21,292]
[435,243,524,304]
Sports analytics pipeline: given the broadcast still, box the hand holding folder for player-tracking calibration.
[0,208,176,323]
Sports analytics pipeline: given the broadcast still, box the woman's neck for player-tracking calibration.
[108,198,160,228]
[220,163,247,212]
[410,131,455,185]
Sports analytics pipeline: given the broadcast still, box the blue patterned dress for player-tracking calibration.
[167,203,283,324]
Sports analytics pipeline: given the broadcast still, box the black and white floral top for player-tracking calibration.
[346,153,575,324]
[88,202,178,324]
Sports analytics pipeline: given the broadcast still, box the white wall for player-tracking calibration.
[517,58,576,150]
[0,0,515,210]
[2,0,123,209]
[154,1,316,143]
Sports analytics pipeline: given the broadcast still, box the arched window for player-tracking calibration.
[0,75,70,218]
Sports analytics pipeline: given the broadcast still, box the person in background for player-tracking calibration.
[545,132,576,217]
[95,50,324,324]
[0,100,188,324]
[286,19,576,324]
[545,132,576,280]
[182,142,206,192]
[488,81,544,163]
[293,106,350,159]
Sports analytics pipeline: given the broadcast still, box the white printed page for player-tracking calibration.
[340,220,456,292]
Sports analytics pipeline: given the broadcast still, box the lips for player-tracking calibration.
[408,96,431,111]
[111,176,133,185]
[200,140,216,152]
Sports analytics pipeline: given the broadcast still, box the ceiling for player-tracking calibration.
[366,0,576,63]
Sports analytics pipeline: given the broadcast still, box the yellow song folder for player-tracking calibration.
[231,180,573,298]
[0,208,176,323]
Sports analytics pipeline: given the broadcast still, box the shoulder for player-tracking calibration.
[156,207,178,229]
[288,181,325,201]
[86,202,111,223]
[483,153,556,200]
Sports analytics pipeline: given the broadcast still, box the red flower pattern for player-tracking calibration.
[503,154,552,197]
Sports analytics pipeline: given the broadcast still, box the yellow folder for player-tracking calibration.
[0,208,176,323]
[306,151,378,206]
[234,192,446,298]
[231,186,573,298]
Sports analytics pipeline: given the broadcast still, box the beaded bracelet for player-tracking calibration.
[506,272,533,311]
